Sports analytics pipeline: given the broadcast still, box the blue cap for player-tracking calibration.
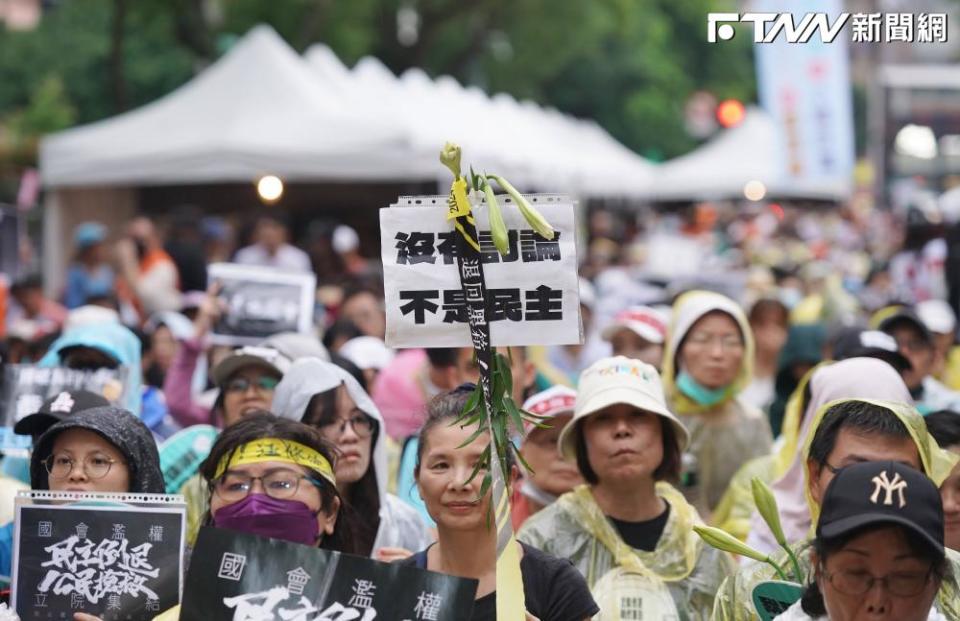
[201,217,229,241]
[74,222,106,249]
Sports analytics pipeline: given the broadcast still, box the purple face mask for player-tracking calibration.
[213,494,322,546]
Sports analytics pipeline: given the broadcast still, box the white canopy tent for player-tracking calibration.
[41,23,657,194]
[304,44,657,197]
[39,25,660,293]
[40,25,429,187]
[648,108,850,202]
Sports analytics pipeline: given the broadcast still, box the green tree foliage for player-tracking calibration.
[0,0,754,164]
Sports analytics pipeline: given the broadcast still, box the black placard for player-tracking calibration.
[12,502,185,619]
[181,527,477,620]
[0,365,129,450]
[208,263,316,345]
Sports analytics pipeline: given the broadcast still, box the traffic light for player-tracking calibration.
[716,99,746,128]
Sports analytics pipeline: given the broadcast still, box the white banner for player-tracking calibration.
[754,0,855,198]
[381,195,581,348]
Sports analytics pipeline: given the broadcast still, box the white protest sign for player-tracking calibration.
[381,194,581,348]
[208,263,316,346]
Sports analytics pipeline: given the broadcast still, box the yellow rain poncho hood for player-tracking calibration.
[661,291,772,515]
[663,291,755,415]
[800,397,958,528]
[710,397,960,621]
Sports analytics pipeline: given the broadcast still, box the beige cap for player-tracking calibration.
[558,356,689,461]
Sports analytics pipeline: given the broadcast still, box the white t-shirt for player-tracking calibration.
[234,243,312,272]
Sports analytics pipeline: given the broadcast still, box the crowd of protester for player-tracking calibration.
[1,199,960,620]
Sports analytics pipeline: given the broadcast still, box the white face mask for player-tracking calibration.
[779,287,803,310]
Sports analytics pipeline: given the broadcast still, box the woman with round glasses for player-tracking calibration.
[0,406,164,581]
[776,460,949,620]
[272,358,430,561]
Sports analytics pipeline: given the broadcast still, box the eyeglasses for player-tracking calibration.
[684,333,744,351]
[213,471,323,503]
[43,453,122,480]
[822,567,934,597]
[225,376,280,394]
[319,414,375,439]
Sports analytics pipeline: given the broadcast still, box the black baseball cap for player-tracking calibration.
[818,461,944,558]
[831,327,912,372]
[14,390,111,437]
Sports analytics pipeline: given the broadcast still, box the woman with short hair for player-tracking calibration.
[519,356,733,619]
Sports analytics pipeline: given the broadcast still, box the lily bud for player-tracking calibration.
[693,525,770,564]
[490,175,555,240]
[440,142,462,179]
[752,477,788,547]
[483,181,510,255]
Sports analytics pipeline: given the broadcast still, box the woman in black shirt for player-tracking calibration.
[397,385,598,621]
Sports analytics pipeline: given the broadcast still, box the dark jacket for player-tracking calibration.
[30,406,164,494]
[768,324,826,437]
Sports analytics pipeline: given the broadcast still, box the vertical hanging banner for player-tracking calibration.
[11,491,186,619]
[381,196,581,348]
[753,0,855,198]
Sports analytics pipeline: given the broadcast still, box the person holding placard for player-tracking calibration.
[271,357,430,560]
[661,290,773,518]
[152,412,348,621]
[400,385,599,621]
[518,357,733,619]
[163,284,292,429]
[0,405,163,583]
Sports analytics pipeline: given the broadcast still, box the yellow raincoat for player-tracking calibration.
[518,482,734,620]
[710,398,960,621]
[180,472,209,546]
[663,291,773,516]
[710,363,827,540]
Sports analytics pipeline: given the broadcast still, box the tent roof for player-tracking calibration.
[304,44,656,197]
[41,24,655,197]
[41,26,427,187]
[649,108,850,201]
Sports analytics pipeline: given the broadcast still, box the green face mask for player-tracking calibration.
[676,370,728,407]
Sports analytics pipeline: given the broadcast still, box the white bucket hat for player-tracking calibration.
[558,356,689,461]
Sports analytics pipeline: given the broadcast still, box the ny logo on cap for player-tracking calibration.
[49,392,75,414]
[870,470,907,508]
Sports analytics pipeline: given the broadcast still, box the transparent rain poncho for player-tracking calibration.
[519,482,734,620]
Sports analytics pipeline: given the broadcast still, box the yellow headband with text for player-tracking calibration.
[214,438,336,486]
